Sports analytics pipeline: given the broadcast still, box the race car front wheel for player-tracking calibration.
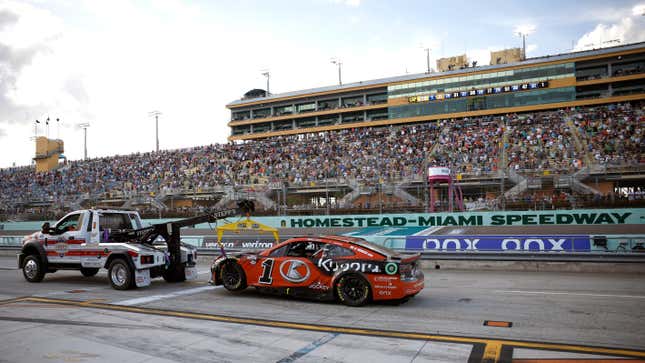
[220,260,247,291]
[336,274,371,307]
[23,255,45,283]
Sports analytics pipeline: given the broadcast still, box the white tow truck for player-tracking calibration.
[17,204,250,290]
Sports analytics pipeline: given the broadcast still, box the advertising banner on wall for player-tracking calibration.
[273,209,643,229]
[404,235,592,252]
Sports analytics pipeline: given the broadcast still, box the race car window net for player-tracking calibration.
[325,245,354,257]
[269,245,289,257]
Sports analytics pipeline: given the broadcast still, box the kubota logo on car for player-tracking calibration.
[279,259,310,283]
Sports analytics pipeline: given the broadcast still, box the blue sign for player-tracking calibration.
[404,235,591,252]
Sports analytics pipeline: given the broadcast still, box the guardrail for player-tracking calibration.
[2,245,644,263]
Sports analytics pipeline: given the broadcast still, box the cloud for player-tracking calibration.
[331,0,361,7]
[0,1,83,126]
[526,44,538,54]
[0,8,18,30]
[574,10,645,51]
[0,7,49,125]
[513,24,536,35]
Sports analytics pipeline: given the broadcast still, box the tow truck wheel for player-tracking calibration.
[220,261,246,291]
[162,264,186,283]
[108,259,134,290]
[335,274,371,307]
[81,268,99,277]
[22,255,45,283]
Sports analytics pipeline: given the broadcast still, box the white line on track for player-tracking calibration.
[115,285,221,306]
[494,290,645,299]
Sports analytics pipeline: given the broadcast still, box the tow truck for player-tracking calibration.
[17,201,254,290]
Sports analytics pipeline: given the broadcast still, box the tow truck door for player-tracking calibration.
[46,212,87,264]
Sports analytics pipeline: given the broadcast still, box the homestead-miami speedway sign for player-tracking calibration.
[274,209,644,229]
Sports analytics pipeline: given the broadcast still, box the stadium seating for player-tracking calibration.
[0,102,643,219]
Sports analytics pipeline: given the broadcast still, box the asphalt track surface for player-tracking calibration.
[1,256,644,362]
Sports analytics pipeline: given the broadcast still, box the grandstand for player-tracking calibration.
[1,43,644,221]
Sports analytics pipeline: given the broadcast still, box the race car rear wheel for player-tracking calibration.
[22,255,45,283]
[220,260,247,291]
[336,274,371,307]
[81,268,99,277]
[108,258,134,290]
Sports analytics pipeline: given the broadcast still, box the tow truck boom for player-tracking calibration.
[111,201,255,266]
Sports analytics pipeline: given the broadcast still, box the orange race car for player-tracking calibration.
[210,235,424,306]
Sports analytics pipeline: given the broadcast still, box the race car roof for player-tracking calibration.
[320,235,399,258]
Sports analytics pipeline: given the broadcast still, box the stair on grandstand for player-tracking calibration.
[338,179,362,208]
[122,194,167,211]
[571,167,602,196]
[393,181,421,206]
[214,186,277,211]
[504,168,528,198]
[565,117,593,168]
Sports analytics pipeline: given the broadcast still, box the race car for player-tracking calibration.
[210,235,424,306]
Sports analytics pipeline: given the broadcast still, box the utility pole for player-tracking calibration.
[331,58,342,85]
[79,123,90,160]
[261,70,270,95]
[149,111,162,152]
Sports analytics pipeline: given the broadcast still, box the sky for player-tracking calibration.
[1,0,644,168]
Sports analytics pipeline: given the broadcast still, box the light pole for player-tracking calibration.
[34,119,40,139]
[423,48,431,73]
[517,32,528,59]
[149,111,162,152]
[261,70,270,96]
[331,58,342,85]
[514,26,534,60]
[79,123,90,160]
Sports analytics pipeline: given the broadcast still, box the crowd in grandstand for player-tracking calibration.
[506,109,580,172]
[0,103,643,217]
[572,103,644,168]
[429,116,503,174]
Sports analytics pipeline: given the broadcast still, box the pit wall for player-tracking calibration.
[2,208,644,231]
